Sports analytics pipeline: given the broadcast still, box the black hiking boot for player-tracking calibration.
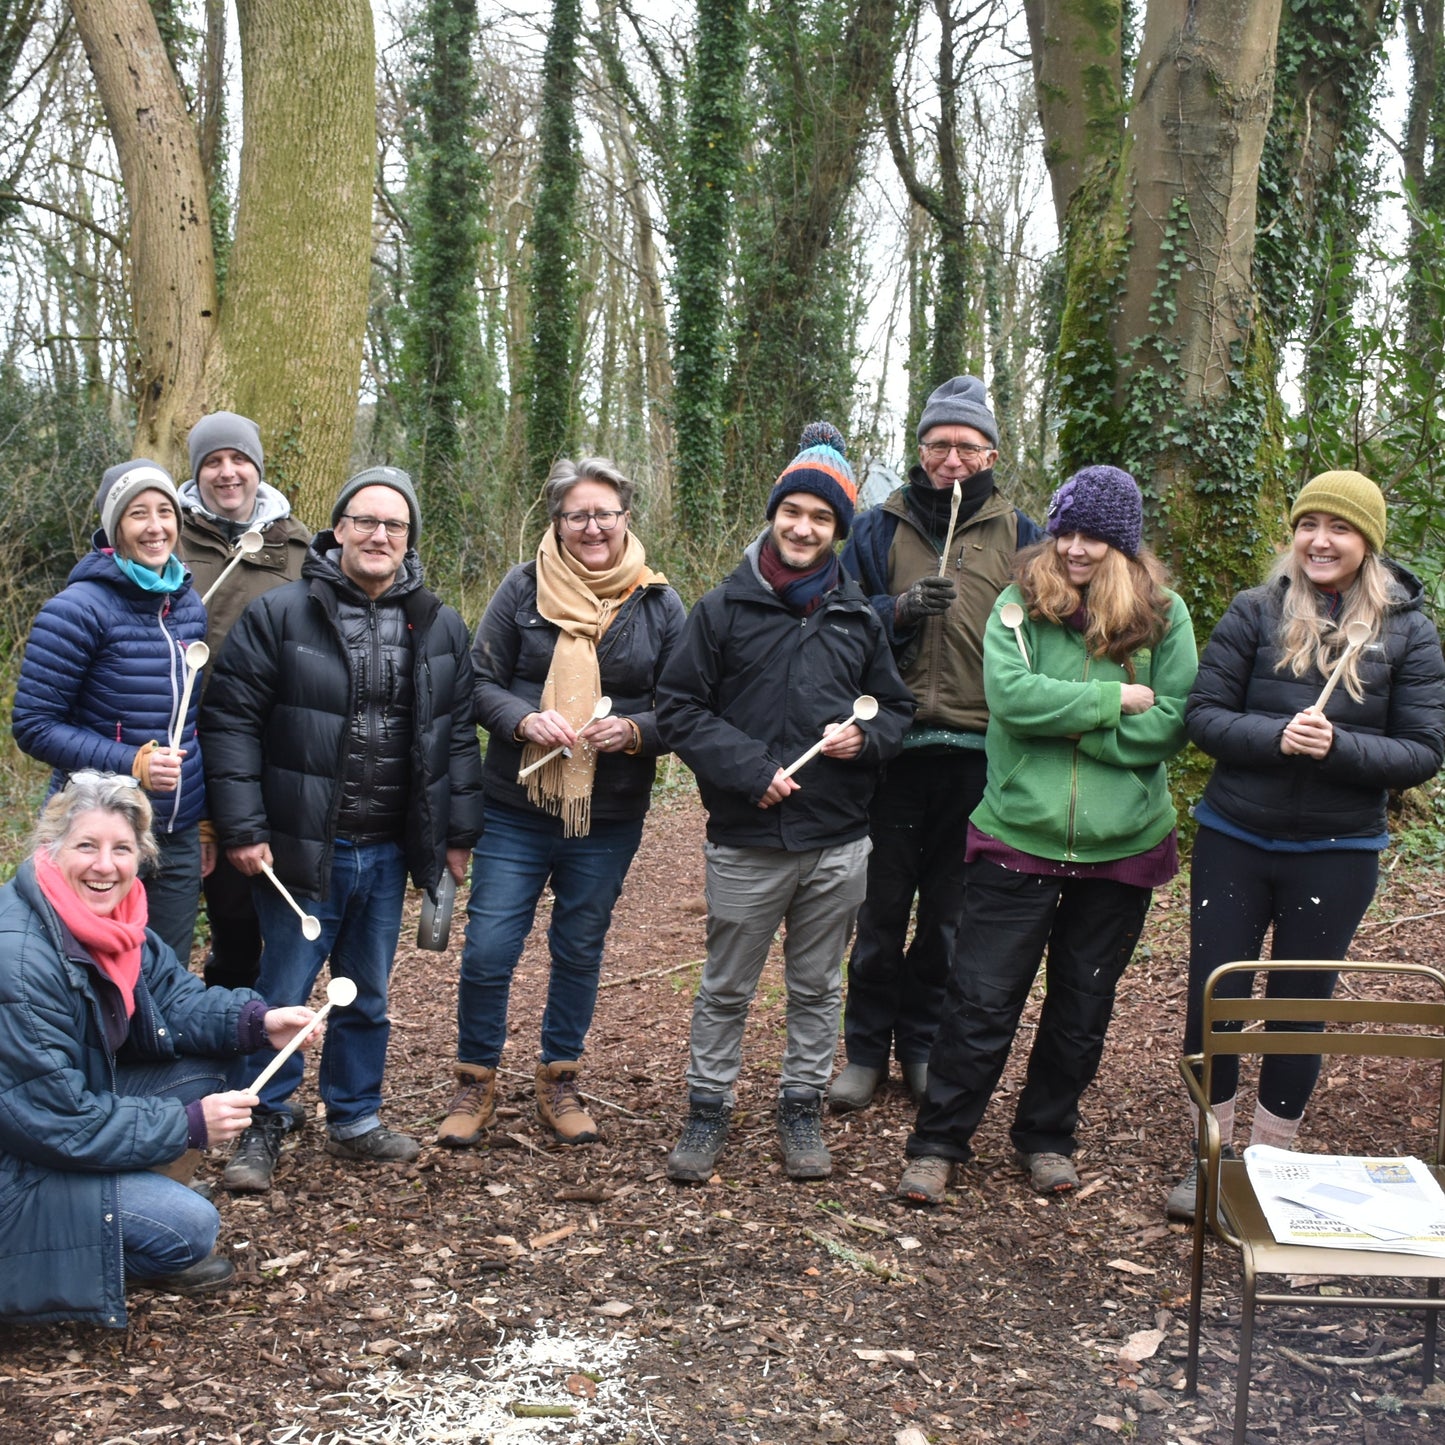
[776,1088,832,1179]
[666,1095,732,1183]
[222,1111,289,1193]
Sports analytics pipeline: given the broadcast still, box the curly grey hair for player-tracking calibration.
[32,771,159,867]
[542,456,635,519]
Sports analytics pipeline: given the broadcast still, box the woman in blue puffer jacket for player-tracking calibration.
[13,461,210,959]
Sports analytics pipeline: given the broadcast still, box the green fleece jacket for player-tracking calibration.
[971,584,1197,862]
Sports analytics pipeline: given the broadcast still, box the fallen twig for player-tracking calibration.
[599,957,703,989]
[1279,1342,1420,1372]
[802,1227,917,1283]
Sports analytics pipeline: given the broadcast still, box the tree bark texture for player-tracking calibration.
[1022,0,1124,230]
[219,0,374,518]
[69,0,218,471]
[1121,0,1282,402]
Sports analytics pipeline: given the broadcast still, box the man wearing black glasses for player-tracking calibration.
[200,466,482,1192]
[832,376,1042,1113]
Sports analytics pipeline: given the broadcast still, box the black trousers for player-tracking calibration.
[842,749,987,1068]
[1182,827,1378,1117]
[907,860,1152,1163]
[201,851,264,990]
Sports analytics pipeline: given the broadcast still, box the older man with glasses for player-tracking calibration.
[830,376,1043,1113]
[200,466,482,1192]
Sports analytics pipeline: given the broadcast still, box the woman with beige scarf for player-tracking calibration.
[438,458,685,1148]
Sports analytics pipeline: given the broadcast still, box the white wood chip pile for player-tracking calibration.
[268,1326,642,1444]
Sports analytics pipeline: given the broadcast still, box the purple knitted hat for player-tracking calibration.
[1045,465,1143,557]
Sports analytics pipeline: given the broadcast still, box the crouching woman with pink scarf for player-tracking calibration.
[0,772,315,1326]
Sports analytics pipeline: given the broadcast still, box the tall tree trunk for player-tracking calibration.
[1036,0,1288,626]
[69,0,218,470]
[70,0,374,517]
[671,0,748,535]
[1023,0,1124,234]
[525,0,582,485]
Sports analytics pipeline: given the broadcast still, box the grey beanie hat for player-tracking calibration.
[96,460,181,544]
[916,375,999,448]
[187,411,265,482]
[332,465,421,541]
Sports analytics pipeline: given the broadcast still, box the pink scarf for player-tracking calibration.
[33,849,147,1018]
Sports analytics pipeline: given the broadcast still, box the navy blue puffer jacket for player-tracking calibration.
[12,545,207,833]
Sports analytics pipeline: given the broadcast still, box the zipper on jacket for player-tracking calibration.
[1064,651,1092,860]
[159,606,184,832]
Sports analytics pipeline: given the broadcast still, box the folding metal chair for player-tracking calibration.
[1180,960,1445,1445]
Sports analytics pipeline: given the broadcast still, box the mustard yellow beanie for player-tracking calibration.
[1289,470,1386,553]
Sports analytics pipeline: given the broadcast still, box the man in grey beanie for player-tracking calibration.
[200,468,481,1191]
[179,411,312,991]
[834,376,1042,1111]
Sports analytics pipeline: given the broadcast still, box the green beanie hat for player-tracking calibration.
[1289,470,1386,553]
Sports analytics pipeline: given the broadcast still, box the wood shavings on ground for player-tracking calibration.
[270,1326,640,1443]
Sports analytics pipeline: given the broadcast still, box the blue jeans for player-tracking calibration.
[236,839,408,1140]
[115,1059,224,1279]
[457,802,644,1067]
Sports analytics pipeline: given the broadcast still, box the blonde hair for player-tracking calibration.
[32,772,159,867]
[1268,544,1396,703]
[1015,539,1174,679]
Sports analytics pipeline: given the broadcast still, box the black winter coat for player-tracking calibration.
[200,538,484,898]
[655,542,914,850]
[473,563,686,821]
[1187,565,1445,841]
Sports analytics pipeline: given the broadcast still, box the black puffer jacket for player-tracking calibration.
[1187,565,1445,840]
[473,563,686,821]
[656,540,914,850]
[200,537,483,897]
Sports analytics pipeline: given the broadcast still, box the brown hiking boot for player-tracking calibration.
[535,1060,600,1144]
[437,1063,497,1148]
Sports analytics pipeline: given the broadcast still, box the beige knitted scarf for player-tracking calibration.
[521,526,665,836]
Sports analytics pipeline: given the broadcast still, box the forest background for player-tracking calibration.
[3,0,1445,857]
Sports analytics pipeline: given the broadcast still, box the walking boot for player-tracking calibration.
[667,1095,732,1183]
[826,1062,883,1113]
[223,1112,289,1193]
[535,1060,601,1144]
[777,1088,832,1179]
[437,1064,497,1147]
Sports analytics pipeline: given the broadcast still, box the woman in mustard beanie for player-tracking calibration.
[1167,470,1445,1220]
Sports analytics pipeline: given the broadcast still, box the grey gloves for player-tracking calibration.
[894,574,957,629]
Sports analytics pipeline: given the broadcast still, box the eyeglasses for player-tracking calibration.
[922,441,994,461]
[559,509,627,532]
[67,770,140,791]
[340,513,409,538]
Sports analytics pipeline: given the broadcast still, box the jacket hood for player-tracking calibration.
[302,529,423,604]
[178,476,294,529]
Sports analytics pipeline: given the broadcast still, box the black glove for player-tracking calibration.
[894,574,957,628]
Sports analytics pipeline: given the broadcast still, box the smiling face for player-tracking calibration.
[196,448,261,521]
[917,424,997,490]
[1293,511,1368,592]
[114,489,179,571]
[770,493,839,571]
[1055,531,1110,588]
[336,484,411,597]
[555,479,630,572]
[53,808,140,918]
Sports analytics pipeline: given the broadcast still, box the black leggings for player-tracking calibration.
[1182,827,1379,1117]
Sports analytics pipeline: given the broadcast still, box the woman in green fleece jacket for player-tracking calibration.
[896,466,1197,1206]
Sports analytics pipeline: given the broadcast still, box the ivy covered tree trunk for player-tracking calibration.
[1255,0,1390,472]
[1033,0,1288,628]
[671,0,747,534]
[70,0,374,517]
[524,0,582,486]
[398,0,490,497]
[724,0,898,497]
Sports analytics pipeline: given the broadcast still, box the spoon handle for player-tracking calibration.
[780,709,861,780]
